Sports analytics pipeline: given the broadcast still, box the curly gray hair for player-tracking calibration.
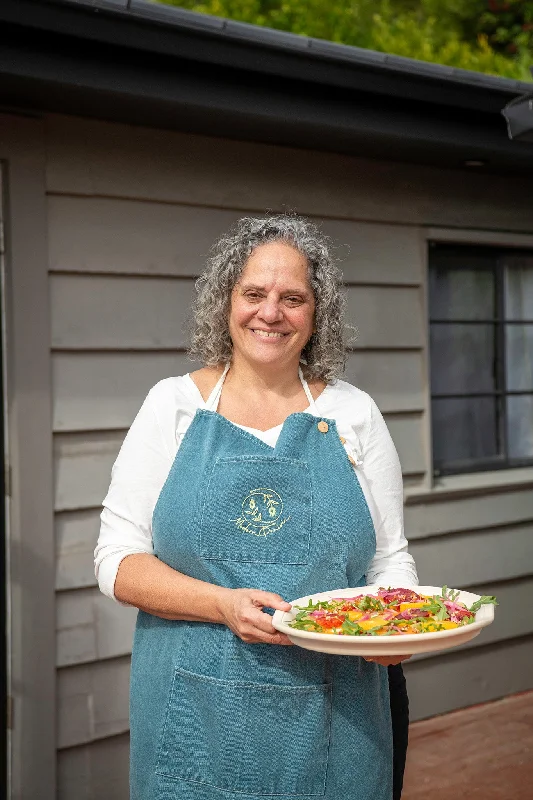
[189,214,347,382]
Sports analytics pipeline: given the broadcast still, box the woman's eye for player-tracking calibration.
[285,296,303,305]
[244,292,262,301]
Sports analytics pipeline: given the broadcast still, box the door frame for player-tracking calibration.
[0,113,56,800]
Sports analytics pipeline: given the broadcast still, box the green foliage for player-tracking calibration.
[441,1,533,56]
[155,0,533,80]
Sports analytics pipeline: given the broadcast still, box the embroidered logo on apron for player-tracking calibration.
[232,488,291,538]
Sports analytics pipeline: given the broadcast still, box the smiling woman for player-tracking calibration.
[95,214,418,800]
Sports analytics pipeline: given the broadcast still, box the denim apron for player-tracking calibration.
[130,368,392,800]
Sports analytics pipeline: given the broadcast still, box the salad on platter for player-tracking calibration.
[288,586,497,637]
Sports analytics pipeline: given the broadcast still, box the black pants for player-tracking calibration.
[388,664,409,800]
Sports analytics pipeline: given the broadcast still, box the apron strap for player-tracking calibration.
[298,366,319,416]
[205,363,319,415]
[204,363,230,411]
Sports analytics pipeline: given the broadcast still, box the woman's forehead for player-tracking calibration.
[239,241,310,287]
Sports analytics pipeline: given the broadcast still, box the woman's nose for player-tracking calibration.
[257,298,283,323]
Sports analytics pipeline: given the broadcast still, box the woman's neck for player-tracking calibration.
[226,355,303,399]
[212,355,311,431]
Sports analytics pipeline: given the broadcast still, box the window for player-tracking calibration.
[428,243,533,476]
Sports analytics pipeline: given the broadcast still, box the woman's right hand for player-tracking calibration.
[217,588,293,645]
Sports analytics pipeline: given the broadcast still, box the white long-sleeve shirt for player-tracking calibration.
[96,375,418,601]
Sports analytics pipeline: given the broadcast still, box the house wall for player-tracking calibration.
[6,112,533,798]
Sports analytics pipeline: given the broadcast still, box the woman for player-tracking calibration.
[96,215,417,800]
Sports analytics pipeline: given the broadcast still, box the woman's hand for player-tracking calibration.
[363,655,412,666]
[217,588,293,645]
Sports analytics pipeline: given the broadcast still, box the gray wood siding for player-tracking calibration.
[57,733,129,800]
[46,115,533,231]
[46,114,533,793]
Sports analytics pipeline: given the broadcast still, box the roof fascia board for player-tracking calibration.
[2,36,532,175]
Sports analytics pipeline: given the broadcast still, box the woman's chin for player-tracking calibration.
[240,345,296,368]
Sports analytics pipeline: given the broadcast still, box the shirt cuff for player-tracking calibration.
[95,549,146,605]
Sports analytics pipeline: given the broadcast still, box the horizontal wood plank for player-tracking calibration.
[404,634,533,721]
[57,656,131,749]
[52,352,196,433]
[57,587,137,667]
[386,414,426,477]
[48,194,423,284]
[56,588,96,667]
[409,523,533,587]
[344,351,424,413]
[346,286,423,349]
[57,733,129,800]
[54,431,125,512]
[48,196,239,276]
[56,509,102,590]
[46,115,533,231]
[320,219,423,284]
[405,486,533,539]
[50,274,196,350]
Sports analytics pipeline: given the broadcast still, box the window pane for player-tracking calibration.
[429,265,495,320]
[432,397,500,468]
[505,324,533,391]
[507,396,533,460]
[504,257,533,320]
[430,324,495,395]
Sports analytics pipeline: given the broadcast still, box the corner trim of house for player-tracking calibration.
[1,112,56,800]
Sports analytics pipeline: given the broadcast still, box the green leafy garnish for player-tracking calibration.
[358,595,385,612]
[469,596,498,614]
[341,619,362,636]
[441,585,460,603]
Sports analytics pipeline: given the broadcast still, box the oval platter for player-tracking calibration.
[272,585,495,656]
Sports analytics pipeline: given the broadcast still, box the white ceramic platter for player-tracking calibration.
[272,585,495,656]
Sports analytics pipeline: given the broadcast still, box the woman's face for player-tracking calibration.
[229,241,315,370]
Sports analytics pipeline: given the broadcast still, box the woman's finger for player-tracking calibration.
[249,590,292,612]
[246,630,294,646]
[243,606,280,635]
[221,588,293,644]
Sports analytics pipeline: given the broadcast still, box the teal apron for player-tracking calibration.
[130,371,392,800]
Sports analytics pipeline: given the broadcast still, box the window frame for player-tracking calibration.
[427,239,533,477]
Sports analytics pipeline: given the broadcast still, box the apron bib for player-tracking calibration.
[130,371,392,800]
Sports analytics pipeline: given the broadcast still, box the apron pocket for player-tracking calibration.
[199,456,312,564]
[156,667,331,797]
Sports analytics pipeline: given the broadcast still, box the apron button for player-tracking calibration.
[339,436,346,444]
[348,455,356,466]
[317,420,329,433]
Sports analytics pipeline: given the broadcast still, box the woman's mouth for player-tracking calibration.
[250,329,288,339]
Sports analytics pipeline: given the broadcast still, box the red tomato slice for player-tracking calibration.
[318,615,345,629]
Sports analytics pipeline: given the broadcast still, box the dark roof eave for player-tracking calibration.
[5,0,532,114]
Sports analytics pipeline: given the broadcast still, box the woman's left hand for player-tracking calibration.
[363,655,412,666]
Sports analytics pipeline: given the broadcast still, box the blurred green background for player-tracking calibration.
[154,0,533,80]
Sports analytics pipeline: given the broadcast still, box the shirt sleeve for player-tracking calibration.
[95,384,175,602]
[360,398,419,587]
